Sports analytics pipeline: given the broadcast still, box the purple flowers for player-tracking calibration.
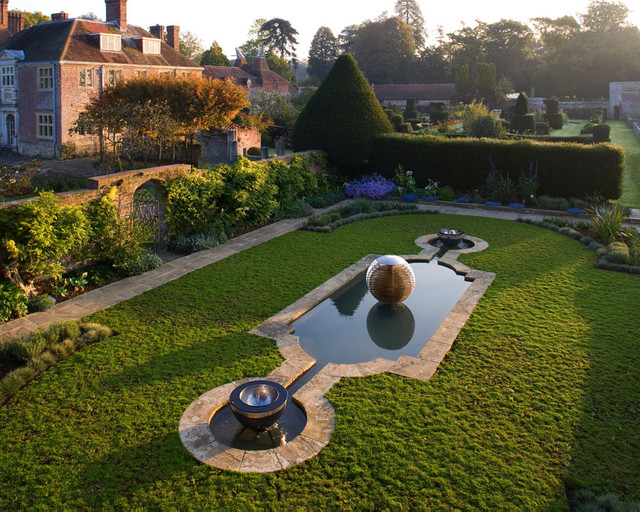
[345,174,395,199]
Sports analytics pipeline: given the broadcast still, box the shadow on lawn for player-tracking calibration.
[71,431,199,507]
[564,269,640,504]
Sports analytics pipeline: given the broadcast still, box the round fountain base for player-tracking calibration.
[210,399,307,451]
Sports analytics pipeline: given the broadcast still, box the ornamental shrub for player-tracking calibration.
[471,115,505,139]
[217,157,278,232]
[545,113,564,130]
[292,54,393,171]
[0,281,28,323]
[84,187,154,270]
[543,98,559,114]
[593,124,611,143]
[514,92,530,115]
[536,122,551,135]
[165,169,226,237]
[0,191,89,296]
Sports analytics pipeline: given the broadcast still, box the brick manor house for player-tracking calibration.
[0,0,202,157]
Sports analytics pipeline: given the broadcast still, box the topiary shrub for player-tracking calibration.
[593,124,611,143]
[536,122,551,135]
[545,113,564,130]
[429,102,450,124]
[292,54,393,171]
[581,123,597,134]
[246,146,261,156]
[514,92,530,115]
[510,92,536,133]
[400,123,413,133]
[543,98,559,114]
[390,114,404,131]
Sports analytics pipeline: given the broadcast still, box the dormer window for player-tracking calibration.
[140,38,161,55]
[99,33,122,52]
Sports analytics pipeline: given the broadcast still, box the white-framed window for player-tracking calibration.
[79,68,93,87]
[159,71,172,78]
[135,70,147,78]
[142,38,161,55]
[1,66,15,86]
[100,34,122,52]
[38,67,53,89]
[37,112,54,138]
[107,69,122,86]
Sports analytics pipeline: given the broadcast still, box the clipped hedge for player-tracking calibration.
[367,134,624,199]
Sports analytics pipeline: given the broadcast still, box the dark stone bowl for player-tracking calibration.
[437,229,466,248]
[229,380,288,431]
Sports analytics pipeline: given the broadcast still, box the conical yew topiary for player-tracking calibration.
[292,54,393,170]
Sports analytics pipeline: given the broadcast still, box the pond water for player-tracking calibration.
[288,260,471,392]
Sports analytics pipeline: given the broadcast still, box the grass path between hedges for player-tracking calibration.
[609,120,640,207]
[0,214,638,510]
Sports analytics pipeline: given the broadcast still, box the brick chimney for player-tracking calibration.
[0,0,8,30]
[166,25,179,49]
[51,12,69,21]
[106,0,127,31]
[8,11,23,33]
[149,24,164,40]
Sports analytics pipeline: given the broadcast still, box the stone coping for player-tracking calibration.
[181,234,495,472]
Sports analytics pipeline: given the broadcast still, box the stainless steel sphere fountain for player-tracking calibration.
[366,255,416,305]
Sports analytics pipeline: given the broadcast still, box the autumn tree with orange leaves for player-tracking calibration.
[73,76,249,168]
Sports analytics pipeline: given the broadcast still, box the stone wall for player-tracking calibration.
[198,127,260,168]
[610,82,640,120]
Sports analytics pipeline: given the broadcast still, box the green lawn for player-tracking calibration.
[0,215,638,509]
[610,120,640,207]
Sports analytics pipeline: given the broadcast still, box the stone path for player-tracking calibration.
[1,200,638,342]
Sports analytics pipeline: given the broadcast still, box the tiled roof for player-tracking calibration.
[373,83,455,101]
[204,60,297,94]
[203,66,253,85]
[1,18,201,68]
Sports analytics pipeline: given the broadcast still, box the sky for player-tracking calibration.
[12,0,640,59]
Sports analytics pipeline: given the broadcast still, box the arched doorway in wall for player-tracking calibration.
[131,179,165,250]
[5,114,15,146]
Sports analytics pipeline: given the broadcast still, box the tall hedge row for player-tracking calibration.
[367,134,624,199]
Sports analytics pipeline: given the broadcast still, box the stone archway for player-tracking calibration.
[86,164,192,247]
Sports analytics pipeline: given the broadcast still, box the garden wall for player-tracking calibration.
[367,134,624,199]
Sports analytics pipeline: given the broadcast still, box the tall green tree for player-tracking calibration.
[307,26,338,80]
[178,31,205,61]
[580,0,630,31]
[394,0,426,50]
[337,25,360,54]
[351,16,415,83]
[477,62,497,99]
[265,52,296,84]
[199,41,230,66]
[259,18,299,59]
[292,54,392,170]
[455,64,474,94]
[239,18,268,60]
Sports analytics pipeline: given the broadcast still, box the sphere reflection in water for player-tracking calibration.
[366,302,416,350]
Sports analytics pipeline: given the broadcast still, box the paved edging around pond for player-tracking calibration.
[181,234,494,473]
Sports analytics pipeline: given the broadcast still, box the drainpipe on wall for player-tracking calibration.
[52,62,58,157]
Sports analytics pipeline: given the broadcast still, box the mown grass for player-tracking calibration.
[0,214,638,510]
[610,120,640,207]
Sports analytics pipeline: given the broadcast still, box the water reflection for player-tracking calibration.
[366,303,415,350]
